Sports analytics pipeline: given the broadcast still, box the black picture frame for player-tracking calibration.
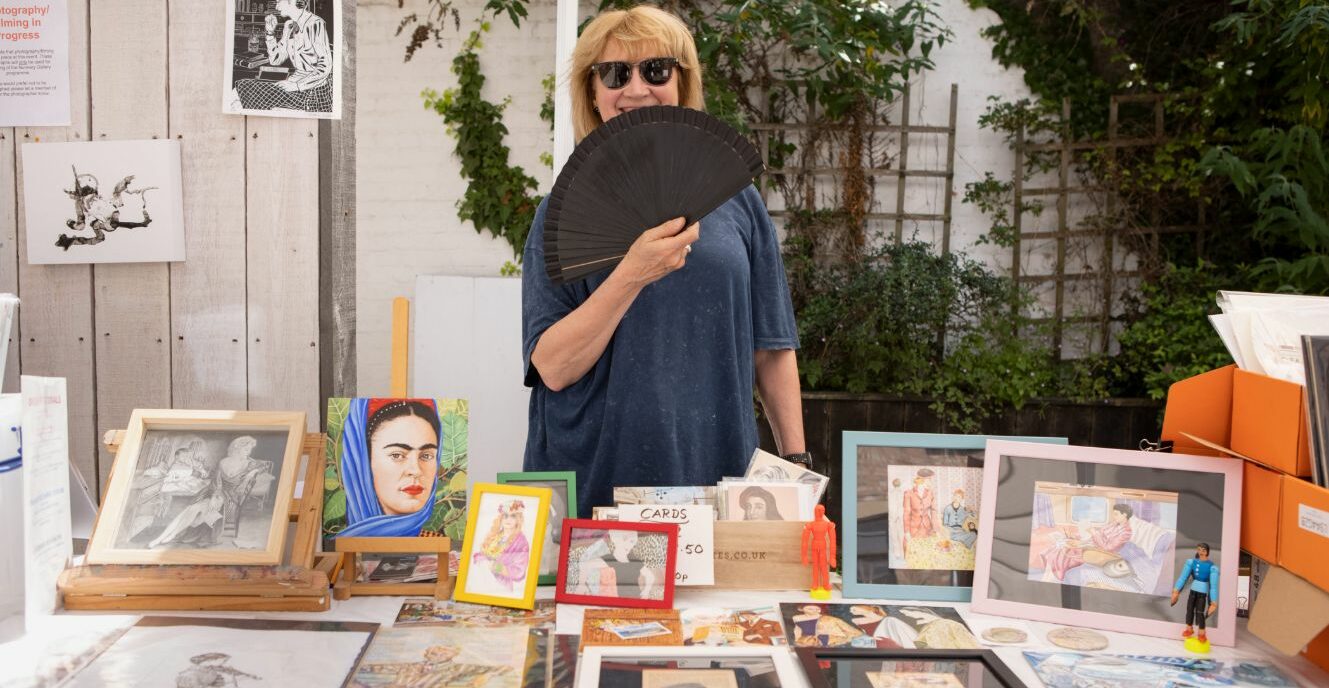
[794,647,1027,688]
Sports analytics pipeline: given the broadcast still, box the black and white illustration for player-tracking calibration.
[20,140,185,265]
[111,428,291,552]
[224,0,341,119]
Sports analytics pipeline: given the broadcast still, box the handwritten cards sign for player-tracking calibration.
[618,504,714,586]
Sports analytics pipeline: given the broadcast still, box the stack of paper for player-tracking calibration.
[1211,291,1329,385]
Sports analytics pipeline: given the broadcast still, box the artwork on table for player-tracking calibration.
[1304,335,1329,487]
[223,0,342,119]
[681,606,786,647]
[394,598,556,628]
[455,482,549,610]
[718,479,813,521]
[794,648,1024,688]
[778,603,978,650]
[1026,481,1179,596]
[67,616,377,688]
[556,518,678,609]
[323,398,468,547]
[971,440,1243,645]
[581,608,684,648]
[497,471,577,585]
[745,448,830,503]
[85,410,305,565]
[966,618,1035,647]
[520,628,578,688]
[613,486,716,506]
[350,626,526,688]
[357,553,438,583]
[841,432,1068,602]
[20,139,185,265]
[1023,652,1299,688]
[575,647,803,688]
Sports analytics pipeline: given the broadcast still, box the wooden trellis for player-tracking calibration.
[748,84,960,253]
[1010,94,1208,358]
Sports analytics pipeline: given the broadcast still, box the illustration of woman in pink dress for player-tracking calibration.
[1040,503,1134,580]
[901,468,936,557]
[472,499,530,590]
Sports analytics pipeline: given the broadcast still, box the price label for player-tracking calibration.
[618,504,715,586]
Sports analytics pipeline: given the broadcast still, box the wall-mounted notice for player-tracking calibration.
[618,504,715,586]
[0,1,69,127]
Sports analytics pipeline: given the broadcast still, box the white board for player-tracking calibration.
[413,275,528,488]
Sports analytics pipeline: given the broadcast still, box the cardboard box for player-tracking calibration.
[1305,624,1329,674]
[1278,476,1329,593]
[1162,365,1311,477]
[1242,463,1283,563]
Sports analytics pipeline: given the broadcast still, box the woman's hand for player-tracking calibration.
[614,217,699,288]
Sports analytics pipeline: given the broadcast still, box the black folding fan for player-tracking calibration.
[544,106,765,284]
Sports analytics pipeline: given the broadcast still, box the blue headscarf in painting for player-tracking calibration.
[338,397,442,537]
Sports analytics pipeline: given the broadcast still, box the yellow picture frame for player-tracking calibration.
[85,409,306,565]
[454,482,551,610]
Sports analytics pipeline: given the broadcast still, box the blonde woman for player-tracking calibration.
[522,5,806,516]
[471,499,531,590]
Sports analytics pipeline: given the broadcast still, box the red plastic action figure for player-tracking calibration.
[801,503,836,599]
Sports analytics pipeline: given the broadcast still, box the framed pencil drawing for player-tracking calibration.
[841,432,1067,602]
[454,482,550,610]
[85,409,305,565]
[971,440,1243,646]
[556,518,678,609]
[496,470,577,585]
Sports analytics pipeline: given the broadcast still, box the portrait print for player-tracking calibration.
[557,520,678,608]
[224,0,342,119]
[462,493,543,601]
[323,398,469,545]
[886,465,982,571]
[1026,482,1179,597]
[720,480,810,521]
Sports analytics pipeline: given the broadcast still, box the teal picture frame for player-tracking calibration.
[841,431,1068,602]
[496,470,578,585]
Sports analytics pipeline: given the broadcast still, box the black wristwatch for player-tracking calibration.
[782,451,813,469]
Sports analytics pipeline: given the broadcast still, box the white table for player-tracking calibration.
[3,587,1326,687]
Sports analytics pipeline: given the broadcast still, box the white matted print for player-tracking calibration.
[463,492,544,601]
[224,0,341,119]
[721,480,811,521]
[67,616,377,687]
[20,139,184,265]
[887,465,983,571]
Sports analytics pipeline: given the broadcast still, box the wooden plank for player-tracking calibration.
[390,296,409,396]
[89,0,173,491]
[15,0,97,494]
[1102,98,1120,354]
[893,87,910,245]
[168,0,248,410]
[319,0,356,407]
[63,593,330,613]
[246,117,320,430]
[940,84,958,256]
[1010,126,1024,320]
[1052,98,1071,359]
[0,129,17,394]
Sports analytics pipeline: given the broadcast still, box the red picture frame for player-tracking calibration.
[555,518,678,609]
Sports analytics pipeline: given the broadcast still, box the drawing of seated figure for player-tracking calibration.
[1039,503,1134,581]
[941,489,977,550]
[148,436,272,549]
[175,652,259,688]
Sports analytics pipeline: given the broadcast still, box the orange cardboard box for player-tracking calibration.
[1306,624,1329,674]
[1278,476,1329,593]
[1161,365,1311,477]
[1242,462,1283,563]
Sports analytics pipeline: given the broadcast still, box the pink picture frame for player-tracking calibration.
[971,440,1243,646]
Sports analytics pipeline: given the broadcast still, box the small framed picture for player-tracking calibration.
[718,479,813,521]
[454,482,550,610]
[972,440,1243,645]
[556,518,678,609]
[841,432,1067,602]
[496,470,577,585]
[577,646,804,688]
[795,647,1025,688]
[85,409,306,565]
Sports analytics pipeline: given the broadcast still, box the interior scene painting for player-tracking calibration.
[886,465,983,571]
[112,428,291,551]
[1027,482,1179,597]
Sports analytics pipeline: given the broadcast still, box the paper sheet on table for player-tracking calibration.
[22,376,72,624]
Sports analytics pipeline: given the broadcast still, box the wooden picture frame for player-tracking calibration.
[841,431,1067,602]
[795,647,1024,688]
[454,482,551,610]
[85,409,305,565]
[972,440,1243,646]
[556,518,678,609]
[577,646,803,688]
[496,470,578,585]
[333,535,454,600]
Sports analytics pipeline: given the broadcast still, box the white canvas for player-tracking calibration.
[223,0,342,119]
[21,140,185,265]
[463,491,543,601]
[68,619,375,687]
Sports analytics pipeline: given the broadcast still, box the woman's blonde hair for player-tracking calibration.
[569,5,704,142]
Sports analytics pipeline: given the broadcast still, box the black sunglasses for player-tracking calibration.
[590,57,679,90]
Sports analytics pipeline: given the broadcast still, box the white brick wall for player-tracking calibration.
[356,0,1051,391]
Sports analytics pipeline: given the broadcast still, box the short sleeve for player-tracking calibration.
[522,198,584,387]
[743,187,800,350]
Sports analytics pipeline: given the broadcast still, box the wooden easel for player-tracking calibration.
[57,432,335,612]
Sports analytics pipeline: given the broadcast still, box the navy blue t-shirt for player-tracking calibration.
[521,185,799,515]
